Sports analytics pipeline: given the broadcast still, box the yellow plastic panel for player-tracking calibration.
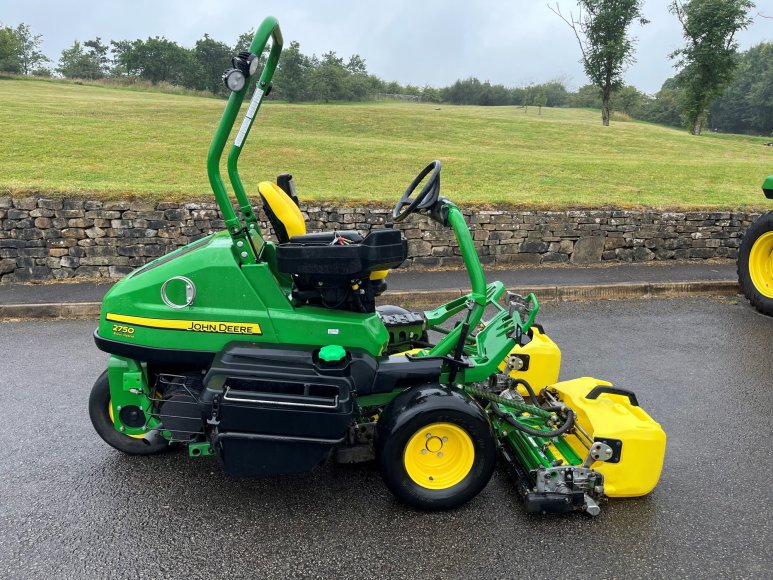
[550,377,666,497]
[499,327,561,391]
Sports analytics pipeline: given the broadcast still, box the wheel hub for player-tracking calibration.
[403,422,475,490]
[425,434,443,454]
[108,400,146,439]
[749,231,773,298]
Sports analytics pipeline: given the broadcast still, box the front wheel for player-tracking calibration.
[738,211,773,315]
[376,384,496,510]
[89,370,168,455]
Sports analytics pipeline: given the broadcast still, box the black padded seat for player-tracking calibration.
[277,229,406,277]
[276,228,407,312]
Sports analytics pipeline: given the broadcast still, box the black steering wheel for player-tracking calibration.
[392,160,442,223]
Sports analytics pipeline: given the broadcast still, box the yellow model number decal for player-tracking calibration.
[106,313,262,335]
[112,324,135,336]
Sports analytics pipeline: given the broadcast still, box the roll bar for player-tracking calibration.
[206,16,283,262]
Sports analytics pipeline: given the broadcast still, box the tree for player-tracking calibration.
[194,34,232,95]
[0,26,21,73]
[570,83,602,108]
[234,29,255,53]
[274,41,308,102]
[421,85,442,103]
[307,59,348,102]
[710,42,773,135]
[535,80,570,107]
[669,0,755,135]
[57,41,103,79]
[346,54,367,76]
[441,77,484,104]
[533,89,547,114]
[610,84,651,117]
[13,23,49,75]
[83,37,110,78]
[109,39,135,76]
[130,37,203,88]
[551,1,647,126]
[638,77,686,127]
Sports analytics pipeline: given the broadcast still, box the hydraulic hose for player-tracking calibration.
[465,385,576,438]
[509,378,540,407]
[464,386,552,418]
[491,402,576,438]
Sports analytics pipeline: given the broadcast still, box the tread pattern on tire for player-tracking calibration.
[737,211,773,316]
[375,385,496,511]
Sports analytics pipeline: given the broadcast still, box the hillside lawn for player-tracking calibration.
[0,78,770,209]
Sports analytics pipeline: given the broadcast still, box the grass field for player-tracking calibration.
[0,78,770,209]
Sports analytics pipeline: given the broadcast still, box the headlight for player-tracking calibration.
[222,68,246,92]
[248,53,259,76]
[233,51,259,77]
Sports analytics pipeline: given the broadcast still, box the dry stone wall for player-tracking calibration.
[0,196,760,283]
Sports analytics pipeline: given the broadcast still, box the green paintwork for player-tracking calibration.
[763,174,773,197]
[447,203,487,305]
[491,409,583,472]
[98,231,390,356]
[188,442,215,457]
[107,355,161,438]
[227,22,283,237]
[415,205,539,383]
[207,16,283,265]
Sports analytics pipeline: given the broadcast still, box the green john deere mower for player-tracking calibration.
[90,17,666,515]
[738,176,773,315]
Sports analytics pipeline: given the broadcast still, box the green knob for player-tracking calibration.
[319,344,347,362]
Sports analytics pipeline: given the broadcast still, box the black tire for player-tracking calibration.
[89,370,168,455]
[737,211,773,316]
[376,384,496,511]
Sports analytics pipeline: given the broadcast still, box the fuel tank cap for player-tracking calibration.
[319,344,347,363]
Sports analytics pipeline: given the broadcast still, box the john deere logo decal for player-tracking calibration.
[106,313,261,335]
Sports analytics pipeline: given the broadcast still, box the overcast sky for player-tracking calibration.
[3,0,772,94]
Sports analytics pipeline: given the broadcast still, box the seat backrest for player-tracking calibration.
[258,181,306,244]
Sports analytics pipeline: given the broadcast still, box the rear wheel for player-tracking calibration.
[89,370,168,455]
[738,212,773,315]
[376,384,496,510]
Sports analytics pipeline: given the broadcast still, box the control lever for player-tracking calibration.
[505,291,539,335]
[506,291,530,323]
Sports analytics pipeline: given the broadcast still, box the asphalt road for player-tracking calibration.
[1,297,771,579]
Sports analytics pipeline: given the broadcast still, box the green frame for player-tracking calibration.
[207,17,284,264]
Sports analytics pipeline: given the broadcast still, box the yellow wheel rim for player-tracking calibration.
[108,400,146,439]
[403,422,475,490]
[749,231,773,299]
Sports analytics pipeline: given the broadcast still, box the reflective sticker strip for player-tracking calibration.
[234,88,264,148]
[106,313,261,335]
